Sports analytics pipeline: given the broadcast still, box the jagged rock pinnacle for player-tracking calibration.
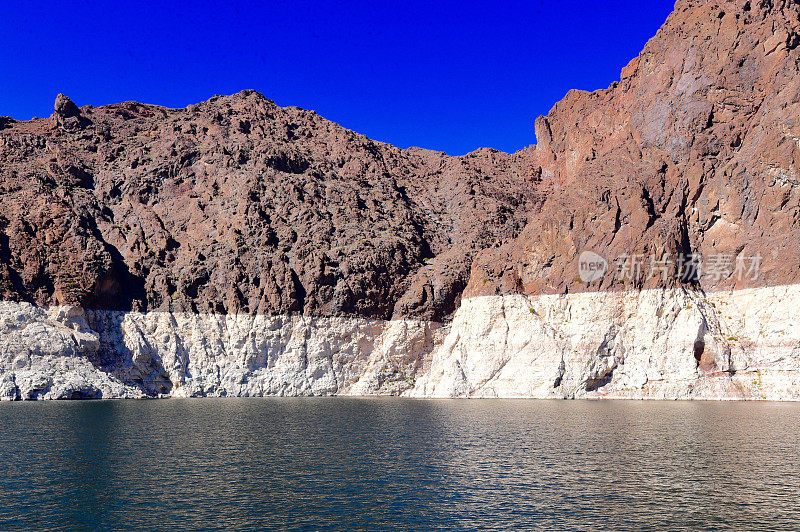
[54,93,80,118]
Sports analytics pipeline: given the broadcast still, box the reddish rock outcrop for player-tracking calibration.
[0,92,540,320]
[467,0,800,297]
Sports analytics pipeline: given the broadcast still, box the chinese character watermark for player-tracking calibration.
[577,250,762,283]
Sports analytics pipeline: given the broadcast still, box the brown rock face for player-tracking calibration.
[466,0,800,298]
[0,92,540,320]
[1,0,799,321]
[54,94,81,118]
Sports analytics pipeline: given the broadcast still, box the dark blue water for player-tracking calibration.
[1,398,799,531]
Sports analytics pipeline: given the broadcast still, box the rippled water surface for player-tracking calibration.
[1,399,800,531]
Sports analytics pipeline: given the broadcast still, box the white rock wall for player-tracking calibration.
[1,285,799,400]
[84,310,444,398]
[0,302,140,400]
[409,286,800,400]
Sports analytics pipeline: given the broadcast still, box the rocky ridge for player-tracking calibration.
[468,0,800,297]
[0,91,539,322]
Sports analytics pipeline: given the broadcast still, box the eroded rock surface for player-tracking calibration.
[0,302,139,399]
[0,91,539,322]
[468,0,800,297]
[411,286,800,399]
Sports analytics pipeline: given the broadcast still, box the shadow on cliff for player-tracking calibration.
[0,229,34,303]
[85,308,176,397]
[81,239,174,397]
[87,241,148,312]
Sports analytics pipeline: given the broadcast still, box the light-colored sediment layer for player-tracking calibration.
[1,285,799,400]
[0,302,444,400]
[410,286,800,400]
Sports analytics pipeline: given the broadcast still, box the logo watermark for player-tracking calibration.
[578,251,608,283]
[577,251,762,283]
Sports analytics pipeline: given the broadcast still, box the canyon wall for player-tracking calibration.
[3,284,799,400]
[412,286,800,400]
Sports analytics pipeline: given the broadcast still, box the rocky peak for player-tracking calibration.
[465,0,800,297]
[51,93,86,131]
[54,93,80,118]
[0,89,540,320]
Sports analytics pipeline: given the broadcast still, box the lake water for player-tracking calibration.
[1,399,799,531]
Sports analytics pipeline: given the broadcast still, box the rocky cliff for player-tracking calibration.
[1,0,800,399]
[468,0,800,296]
[0,91,539,321]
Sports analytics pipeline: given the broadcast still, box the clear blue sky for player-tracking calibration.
[0,0,675,155]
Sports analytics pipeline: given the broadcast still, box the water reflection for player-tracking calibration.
[1,399,799,531]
